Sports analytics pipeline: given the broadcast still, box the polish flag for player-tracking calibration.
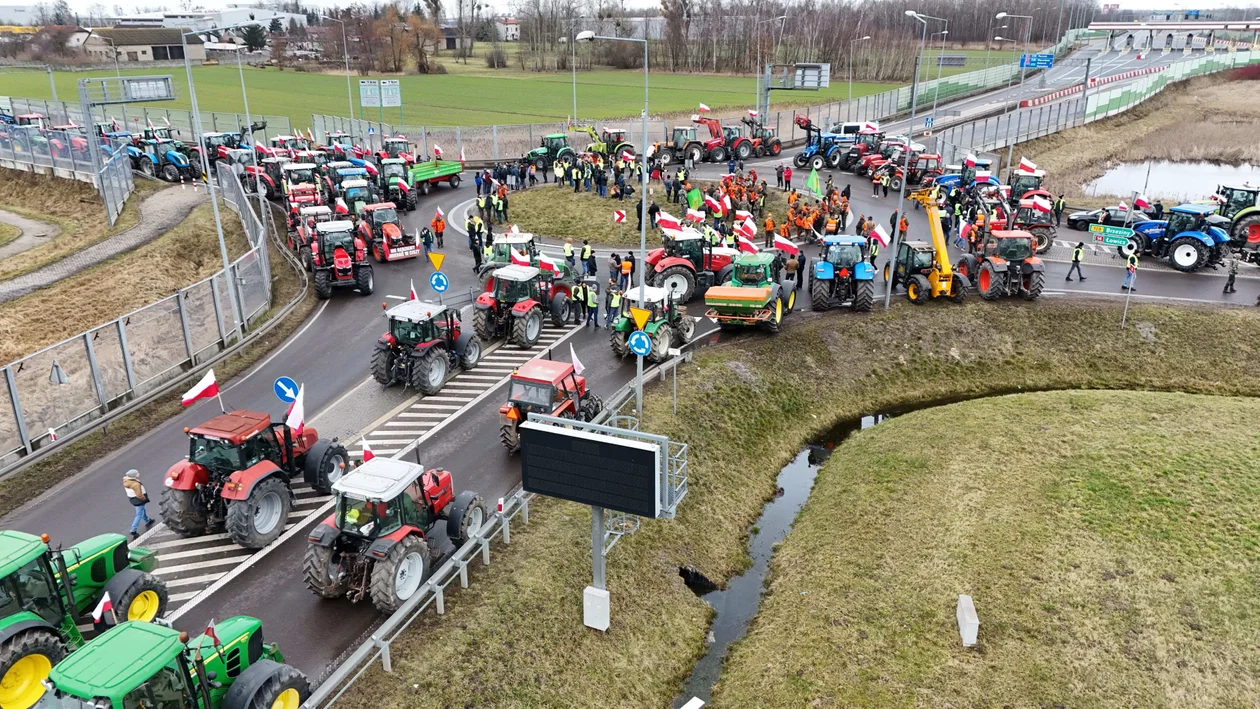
[459,147,465,162]
[964,153,977,168]
[435,206,444,218]
[284,384,306,437]
[862,122,880,133]
[361,440,375,462]
[510,248,531,266]
[204,619,221,647]
[395,177,410,193]
[704,193,724,215]
[508,224,521,234]
[656,211,682,230]
[1018,157,1038,173]
[334,198,349,215]
[871,223,892,248]
[735,209,752,222]
[92,592,114,622]
[737,236,759,253]
[773,234,800,255]
[737,218,757,240]
[409,279,418,300]
[685,208,706,223]
[363,163,379,178]
[181,370,219,407]
[570,343,586,376]
[307,128,315,142]
[538,252,559,273]
[1134,194,1151,210]
[974,170,992,182]
[722,194,732,213]
[698,103,711,113]
[748,109,759,117]
[620,149,635,162]
[433,144,443,158]
[1029,195,1053,213]
[1117,201,1128,211]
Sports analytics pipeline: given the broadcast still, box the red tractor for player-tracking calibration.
[887,153,944,192]
[310,220,375,299]
[162,410,348,549]
[498,359,604,453]
[644,227,739,302]
[955,229,1046,301]
[372,299,482,394]
[304,458,487,612]
[838,127,885,171]
[473,265,572,348]
[691,116,730,162]
[987,198,1057,254]
[741,115,782,158]
[720,123,756,161]
[357,202,419,262]
[856,138,911,177]
[290,205,333,269]
[375,135,414,166]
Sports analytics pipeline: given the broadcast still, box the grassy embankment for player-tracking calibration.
[714,389,1260,707]
[0,222,18,249]
[332,299,1260,709]
[510,178,792,247]
[1020,74,1260,208]
[0,167,163,280]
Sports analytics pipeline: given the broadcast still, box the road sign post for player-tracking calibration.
[429,271,449,294]
[273,376,298,403]
[1089,223,1134,247]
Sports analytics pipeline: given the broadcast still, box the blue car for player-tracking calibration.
[1128,203,1233,272]
[811,236,876,311]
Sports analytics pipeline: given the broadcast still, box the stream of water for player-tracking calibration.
[1083,160,1260,202]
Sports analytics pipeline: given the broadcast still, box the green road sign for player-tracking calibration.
[1089,223,1134,247]
[1099,234,1130,246]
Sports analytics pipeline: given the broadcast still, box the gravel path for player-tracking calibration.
[0,185,207,304]
[0,209,61,261]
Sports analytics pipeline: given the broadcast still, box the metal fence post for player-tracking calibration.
[4,367,31,455]
[83,333,109,411]
[210,272,227,343]
[420,128,428,157]
[176,289,196,364]
[456,126,462,160]
[116,319,137,391]
[492,125,499,160]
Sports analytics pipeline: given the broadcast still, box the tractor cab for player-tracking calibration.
[15,114,46,129]
[336,166,369,184]
[293,149,328,168]
[379,158,408,184]
[201,131,240,151]
[381,136,411,161]
[821,235,866,268]
[300,204,333,222]
[661,228,709,265]
[541,134,568,152]
[315,220,359,263]
[260,155,291,182]
[602,128,627,146]
[141,126,175,142]
[730,251,782,286]
[670,126,699,149]
[893,241,937,278]
[619,285,673,321]
[961,159,993,186]
[490,233,538,265]
[325,130,352,148]
[361,202,399,232]
[490,264,544,305]
[282,162,317,189]
[502,359,589,424]
[1215,184,1259,220]
[333,457,453,541]
[384,300,459,350]
[722,125,743,143]
[338,179,375,215]
[852,129,883,152]
[1008,169,1046,200]
[1013,200,1054,228]
[271,135,309,153]
[979,230,1036,261]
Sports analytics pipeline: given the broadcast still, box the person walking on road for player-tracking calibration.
[124,470,152,539]
[571,281,587,324]
[467,217,483,271]
[881,172,890,199]
[775,163,785,189]
[605,281,621,326]
[430,211,446,249]
[1066,242,1087,281]
[1224,254,1239,293]
[1122,253,1138,291]
[898,214,909,240]
[585,280,601,328]
[783,166,793,191]
[1053,195,1066,226]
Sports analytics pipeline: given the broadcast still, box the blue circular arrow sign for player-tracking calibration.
[628,330,652,357]
[429,271,449,293]
[273,376,298,403]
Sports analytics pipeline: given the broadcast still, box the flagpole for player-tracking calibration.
[216,392,226,414]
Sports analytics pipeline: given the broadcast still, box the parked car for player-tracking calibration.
[1066,207,1150,232]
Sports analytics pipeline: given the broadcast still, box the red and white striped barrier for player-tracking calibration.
[1018,65,1166,107]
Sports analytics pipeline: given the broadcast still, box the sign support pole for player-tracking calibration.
[591,505,606,590]
[1121,270,1135,329]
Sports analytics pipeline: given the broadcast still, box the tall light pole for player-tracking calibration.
[754,15,788,116]
[320,15,356,135]
[996,11,1034,174]
[884,10,936,309]
[929,26,948,121]
[576,29,649,417]
[849,34,871,114]
[90,32,121,77]
[231,44,268,229]
[1053,0,1066,54]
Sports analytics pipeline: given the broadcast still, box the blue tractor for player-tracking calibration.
[933,158,997,192]
[1127,203,1232,272]
[811,236,876,311]
[792,115,847,171]
[129,138,198,181]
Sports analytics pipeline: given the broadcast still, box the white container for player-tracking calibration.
[957,594,980,647]
[584,586,610,632]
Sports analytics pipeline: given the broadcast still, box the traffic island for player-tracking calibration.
[713,389,1260,707]
[329,299,1260,709]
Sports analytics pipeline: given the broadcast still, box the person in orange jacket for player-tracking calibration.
[763,213,776,248]
[430,212,446,248]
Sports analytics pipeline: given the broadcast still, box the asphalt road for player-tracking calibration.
[3,40,1250,683]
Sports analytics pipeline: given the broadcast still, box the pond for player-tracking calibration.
[1083,160,1260,203]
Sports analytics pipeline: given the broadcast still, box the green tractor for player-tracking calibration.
[610,286,695,363]
[703,251,797,332]
[33,616,309,709]
[526,134,576,170]
[571,125,634,159]
[0,530,168,709]
[1215,184,1260,248]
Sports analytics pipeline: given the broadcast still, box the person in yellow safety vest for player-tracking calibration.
[570,164,581,193]
[581,241,593,276]
[1122,252,1138,291]
[703,225,720,245]
[605,283,621,326]
[483,239,494,262]
[490,193,503,224]
[868,235,880,265]
[723,230,735,248]
[563,238,576,270]
[585,282,601,328]
[553,161,564,186]
[676,167,687,183]
[571,281,586,324]
[476,193,488,219]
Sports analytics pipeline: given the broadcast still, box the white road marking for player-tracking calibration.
[225,300,330,392]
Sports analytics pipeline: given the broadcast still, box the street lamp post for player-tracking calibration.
[576,29,649,418]
[320,15,356,135]
[996,12,1034,174]
[754,15,788,116]
[849,35,871,119]
[884,10,938,309]
[232,44,268,232]
[930,25,948,121]
[94,33,121,77]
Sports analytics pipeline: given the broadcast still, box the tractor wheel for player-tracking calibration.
[511,308,543,349]
[611,331,630,358]
[410,347,449,395]
[446,491,488,547]
[101,568,169,624]
[853,279,875,312]
[534,157,547,171]
[449,174,461,189]
[313,269,332,299]
[549,292,570,326]
[301,249,312,272]
[977,262,1004,300]
[686,145,703,164]
[139,159,154,177]
[303,439,348,494]
[1031,227,1054,254]
[890,176,903,192]
[1118,233,1145,258]
[1233,213,1260,246]
[710,146,727,163]
[160,487,208,537]
[406,188,418,211]
[1023,271,1044,301]
[226,476,291,549]
[226,660,310,709]
[810,278,832,311]
[658,148,674,166]
[0,629,65,709]
[459,337,482,370]
[500,423,520,453]
[369,535,430,613]
[950,274,970,303]
[676,314,696,343]
[579,393,604,422]
[882,262,891,282]
[478,269,495,292]
[735,142,752,160]
[355,265,374,295]
[769,140,782,156]
[473,308,494,342]
[765,295,785,332]
[657,265,696,302]
[648,324,673,363]
[188,161,202,180]
[955,254,979,282]
[793,153,807,169]
[373,242,385,262]
[809,155,825,172]
[906,275,930,305]
[1168,237,1204,272]
[371,348,395,386]
[781,280,797,313]
[418,181,432,196]
[161,164,179,182]
[826,150,842,169]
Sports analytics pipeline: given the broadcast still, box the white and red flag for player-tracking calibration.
[736,236,759,253]
[181,370,219,407]
[434,206,444,218]
[698,102,711,113]
[685,208,706,223]
[620,149,635,162]
[361,440,375,462]
[433,144,443,158]
[1134,194,1151,210]
[964,153,977,168]
[395,177,410,193]
[205,619,221,647]
[91,592,113,622]
[538,253,559,273]
[510,248,531,266]
[748,109,759,117]
[1017,157,1038,173]
[871,223,892,248]
[285,384,306,437]
[774,234,799,255]
[409,279,418,300]
[704,193,725,215]
[656,211,682,230]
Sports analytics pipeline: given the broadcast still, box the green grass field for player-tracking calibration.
[4,47,1018,129]
[714,389,1260,707]
[0,222,18,249]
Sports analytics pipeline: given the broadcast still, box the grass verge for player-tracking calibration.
[331,299,1260,709]
[509,179,791,247]
[0,210,313,518]
[1020,74,1260,208]
[714,389,1260,707]
[0,200,249,364]
[0,167,164,281]
[0,222,17,249]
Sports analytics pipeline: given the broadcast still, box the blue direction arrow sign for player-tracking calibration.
[429,271,449,293]
[628,330,652,357]
[273,376,298,403]
[1020,53,1054,69]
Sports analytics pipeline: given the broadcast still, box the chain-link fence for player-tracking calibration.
[933,48,1260,174]
[0,160,274,474]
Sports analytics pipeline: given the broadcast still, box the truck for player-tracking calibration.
[403,158,464,209]
[703,252,797,332]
